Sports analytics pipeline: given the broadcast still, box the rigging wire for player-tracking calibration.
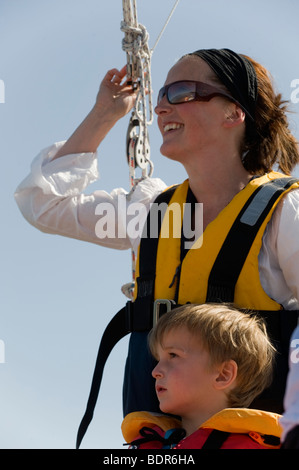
[151,0,181,55]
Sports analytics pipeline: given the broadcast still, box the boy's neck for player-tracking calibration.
[182,402,229,437]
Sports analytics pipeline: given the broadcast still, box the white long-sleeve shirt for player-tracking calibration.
[280,325,299,440]
[14,141,299,310]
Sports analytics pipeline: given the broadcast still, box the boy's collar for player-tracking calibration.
[121,408,283,444]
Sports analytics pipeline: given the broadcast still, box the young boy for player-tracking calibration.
[121,303,282,449]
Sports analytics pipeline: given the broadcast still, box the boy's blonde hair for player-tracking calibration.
[149,303,276,408]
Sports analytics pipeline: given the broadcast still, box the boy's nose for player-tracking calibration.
[152,362,163,379]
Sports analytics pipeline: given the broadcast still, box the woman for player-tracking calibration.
[15,49,299,423]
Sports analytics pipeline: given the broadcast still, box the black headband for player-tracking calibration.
[188,48,257,122]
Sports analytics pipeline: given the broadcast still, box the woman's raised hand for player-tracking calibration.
[94,66,138,121]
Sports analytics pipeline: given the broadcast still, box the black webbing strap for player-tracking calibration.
[249,308,299,414]
[201,429,231,449]
[206,177,299,302]
[137,185,178,289]
[139,185,197,304]
[76,185,177,448]
[76,304,129,449]
[129,185,179,323]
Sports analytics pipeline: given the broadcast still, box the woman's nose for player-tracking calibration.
[154,97,172,116]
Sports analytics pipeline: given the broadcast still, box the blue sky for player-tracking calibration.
[1,0,299,449]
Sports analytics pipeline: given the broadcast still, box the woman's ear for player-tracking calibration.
[214,360,238,390]
[223,104,246,128]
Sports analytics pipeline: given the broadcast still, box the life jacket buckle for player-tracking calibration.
[153,299,175,327]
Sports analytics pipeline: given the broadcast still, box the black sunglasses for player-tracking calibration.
[157,80,239,107]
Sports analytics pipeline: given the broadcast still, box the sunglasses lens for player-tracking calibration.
[157,81,231,105]
[168,82,196,104]
[157,82,197,105]
[157,88,166,104]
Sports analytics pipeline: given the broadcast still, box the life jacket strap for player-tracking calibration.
[76,304,129,449]
[206,176,299,303]
[201,429,231,449]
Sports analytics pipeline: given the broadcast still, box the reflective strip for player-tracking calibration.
[240,178,294,226]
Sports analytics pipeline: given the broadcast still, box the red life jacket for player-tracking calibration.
[122,409,282,449]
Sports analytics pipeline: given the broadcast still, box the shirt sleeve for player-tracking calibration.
[276,190,299,304]
[280,325,299,441]
[259,189,299,309]
[14,142,167,252]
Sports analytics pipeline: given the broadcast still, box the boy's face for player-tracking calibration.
[152,326,221,419]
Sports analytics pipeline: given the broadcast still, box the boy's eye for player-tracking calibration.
[169,352,178,358]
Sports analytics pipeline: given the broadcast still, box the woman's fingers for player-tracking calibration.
[104,66,128,86]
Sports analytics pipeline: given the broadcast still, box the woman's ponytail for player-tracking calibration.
[242,56,299,175]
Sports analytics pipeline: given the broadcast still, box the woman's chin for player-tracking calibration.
[160,144,181,162]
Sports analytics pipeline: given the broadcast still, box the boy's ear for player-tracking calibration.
[214,360,238,390]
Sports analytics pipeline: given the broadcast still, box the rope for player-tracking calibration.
[120,0,180,299]
[121,0,154,299]
[121,1,153,140]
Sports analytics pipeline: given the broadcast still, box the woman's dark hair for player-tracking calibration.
[242,55,299,175]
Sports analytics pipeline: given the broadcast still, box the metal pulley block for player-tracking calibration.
[126,114,150,170]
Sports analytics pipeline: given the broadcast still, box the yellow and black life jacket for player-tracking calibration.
[134,171,298,309]
[76,171,299,448]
